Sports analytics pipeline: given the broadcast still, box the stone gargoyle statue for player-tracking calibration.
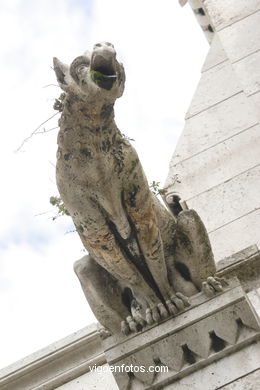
[53,42,223,336]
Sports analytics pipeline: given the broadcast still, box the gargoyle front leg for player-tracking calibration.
[125,188,185,316]
[81,228,169,325]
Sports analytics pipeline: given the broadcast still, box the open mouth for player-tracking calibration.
[90,54,117,90]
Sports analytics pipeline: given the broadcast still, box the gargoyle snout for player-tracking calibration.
[89,42,119,91]
[93,42,116,55]
[91,42,116,69]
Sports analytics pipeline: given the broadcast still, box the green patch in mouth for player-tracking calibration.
[90,70,117,90]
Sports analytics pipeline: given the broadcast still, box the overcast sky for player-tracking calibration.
[0,0,208,369]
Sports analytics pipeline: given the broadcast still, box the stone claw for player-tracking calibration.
[176,292,191,307]
[202,281,215,297]
[133,313,146,328]
[151,306,161,323]
[214,276,229,286]
[126,315,142,333]
[207,276,223,292]
[158,302,168,319]
[202,276,227,297]
[121,315,144,335]
[146,308,154,325]
[146,303,169,325]
[121,320,130,335]
[167,292,190,315]
[98,325,112,339]
[166,300,178,315]
[130,300,147,328]
[171,295,185,311]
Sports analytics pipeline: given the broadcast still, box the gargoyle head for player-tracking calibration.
[53,42,125,103]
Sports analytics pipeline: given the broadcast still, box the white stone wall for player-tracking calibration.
[165,2,260,261]
[56,364,119,390]
[164,343,260,390]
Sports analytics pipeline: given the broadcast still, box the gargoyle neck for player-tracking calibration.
[63,94,115,127]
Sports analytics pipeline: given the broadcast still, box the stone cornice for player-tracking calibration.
[217,244,260,291]
[103,278,260,389]
[0,324,105,390]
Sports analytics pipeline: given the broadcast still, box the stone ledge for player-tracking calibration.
[163,343,260,390]
[216,244,260,292]
[0,324,106,390]
[103,278,260,390]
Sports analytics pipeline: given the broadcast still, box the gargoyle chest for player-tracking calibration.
[56,129,127,199]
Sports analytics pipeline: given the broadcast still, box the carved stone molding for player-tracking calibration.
[0,325,105,390]
[103,278,260,389]
[216,244,260,292]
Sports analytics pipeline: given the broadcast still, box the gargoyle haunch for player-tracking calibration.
[53,42,223,335]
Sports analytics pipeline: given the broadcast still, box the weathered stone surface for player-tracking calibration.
[170,92,258,166]
[166,124,260,202]
[56,364,119,390]
[209,209,260,262]
[217,245,259,273]
[202,35,227,72]
[218,11,260,63]
[163,343,260,390]
[202,0,260,31]
[218,369,260,390]
[249,91,260,122]
[103,279,260,389]
[152,336,184,372]
[189,0,204,10]
[248,289,260,317]
[233,50,260,96]
[217,246,260,293]
[181,322,212,358]
[186,61,242,118]
[187,164,260,233]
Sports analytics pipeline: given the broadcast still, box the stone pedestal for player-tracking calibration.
[103,278,260,389]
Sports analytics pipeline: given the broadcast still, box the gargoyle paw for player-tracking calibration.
[202,276,227,297]
[98,325,111,340]
[121,314,145,335]
[146,303,168,325]
[167,292,190,315]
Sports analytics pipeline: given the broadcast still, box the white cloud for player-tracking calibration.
[0,0,208,368]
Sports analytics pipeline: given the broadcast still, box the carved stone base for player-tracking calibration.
[102,278,260,389]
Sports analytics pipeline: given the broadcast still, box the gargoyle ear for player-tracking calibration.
[53,57,70,90]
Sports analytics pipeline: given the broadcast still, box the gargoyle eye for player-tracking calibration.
[105,42,113,48]
[94,43,102,48]
[76,65,87,75]
[70,56,90,82]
